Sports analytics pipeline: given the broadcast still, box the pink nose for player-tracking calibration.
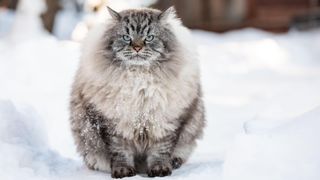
[133,46,142,52]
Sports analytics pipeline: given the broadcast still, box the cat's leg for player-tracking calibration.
[146,135,176,177]
[172,96,205,169]
[70,99,111,172]
[70,94,136,178]
[109,136,136,178]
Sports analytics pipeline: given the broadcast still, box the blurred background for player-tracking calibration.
[1,0,320,40]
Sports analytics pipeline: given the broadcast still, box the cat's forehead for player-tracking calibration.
[120,9,161,25]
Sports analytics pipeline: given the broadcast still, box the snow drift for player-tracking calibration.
[224,106,320,180]
[0,101,78,180]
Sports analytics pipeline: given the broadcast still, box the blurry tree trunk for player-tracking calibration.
[41,0,61,33]
[0,0,19,9]
[208,0,225,20]
[247,0,257,18]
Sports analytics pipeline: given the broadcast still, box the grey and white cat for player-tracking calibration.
[69,6,205,178]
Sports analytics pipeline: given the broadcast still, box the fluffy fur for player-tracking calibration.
[70,7,205,178]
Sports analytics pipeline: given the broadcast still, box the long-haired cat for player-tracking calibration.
[70,6,205,178]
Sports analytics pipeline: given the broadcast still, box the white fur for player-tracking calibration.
[85,153,111,172]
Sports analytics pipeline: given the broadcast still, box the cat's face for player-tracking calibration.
[106,7,177,66]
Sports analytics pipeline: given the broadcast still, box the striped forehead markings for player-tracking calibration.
[123,12,154,34]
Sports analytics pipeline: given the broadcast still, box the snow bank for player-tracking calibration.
[0,36,81,159]
[195,29,320,159]
[0,100,78,180]
[224,106,320,180]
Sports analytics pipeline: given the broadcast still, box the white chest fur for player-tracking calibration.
[88,69,197,140]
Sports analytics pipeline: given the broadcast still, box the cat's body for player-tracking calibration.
[70,7,205,178]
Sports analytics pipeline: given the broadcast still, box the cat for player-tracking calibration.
[69,6,205,178]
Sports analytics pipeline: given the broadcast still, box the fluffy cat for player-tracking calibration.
[69,6,205,178]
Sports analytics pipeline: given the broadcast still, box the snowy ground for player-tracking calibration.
[1,5,320,180]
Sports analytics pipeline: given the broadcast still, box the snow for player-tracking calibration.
[107,0,158,10]
[8,0,47,41]
[0,100,79,180]
[0,9,15,38]
[195,29,320,162]
[1,1,320,179]
[223,107,320,180]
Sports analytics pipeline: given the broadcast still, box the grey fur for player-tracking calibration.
[70,7,205,178]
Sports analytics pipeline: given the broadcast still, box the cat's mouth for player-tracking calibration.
[129,54,147,60]
[124,55,151,66]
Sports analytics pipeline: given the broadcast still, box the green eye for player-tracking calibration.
[122,35,131,41]
[145,35,154,42]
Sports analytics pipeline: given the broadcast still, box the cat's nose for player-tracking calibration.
[133,45,142,52]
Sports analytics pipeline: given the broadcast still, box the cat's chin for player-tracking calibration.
[124,59,151,67]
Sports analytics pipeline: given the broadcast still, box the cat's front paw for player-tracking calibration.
[111,166,136,179]
[171,157,183,169]
[147,163,172,177]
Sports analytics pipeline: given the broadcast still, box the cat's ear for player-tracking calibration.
[158,6,176,21]
[107,6,121,21]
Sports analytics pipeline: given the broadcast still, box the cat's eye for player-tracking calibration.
[122,35,131,42]
[145,35,154,42]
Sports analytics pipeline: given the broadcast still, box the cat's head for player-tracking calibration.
[104,7,178,67]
